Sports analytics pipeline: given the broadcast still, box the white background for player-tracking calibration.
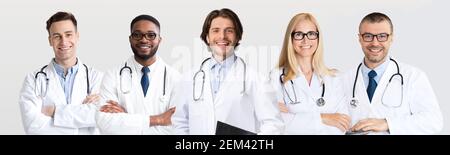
[0,0,448,134]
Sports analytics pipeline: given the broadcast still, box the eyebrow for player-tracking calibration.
[210,27,235,30]
[51,31,74,36]
[133,30,156,33]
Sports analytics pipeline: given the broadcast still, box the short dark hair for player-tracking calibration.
[200,8,243,47]
[359,12,393,33]
[130,15,160,33]
[46,11,77,34]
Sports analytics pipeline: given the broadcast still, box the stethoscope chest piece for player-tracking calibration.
[350,99,358,108]
[160,95,166,102]
[316,97,325,107]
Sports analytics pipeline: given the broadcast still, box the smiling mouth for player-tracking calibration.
[300,45,312,49]
[214,40,232,46]
[137,44,152,50]
[368,46,383,53]
[58,46,71,51]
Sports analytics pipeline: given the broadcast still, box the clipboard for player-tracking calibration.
[215,121,256,135]
[345,130,369,135]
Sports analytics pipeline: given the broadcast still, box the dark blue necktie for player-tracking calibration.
[367,70,377,102]
[141,67,150,97]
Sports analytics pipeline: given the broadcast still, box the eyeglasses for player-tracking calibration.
[291,31,319,40]
[360,33,390,42]
[130,32,158,40]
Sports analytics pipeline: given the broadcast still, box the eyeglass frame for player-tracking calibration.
[291,31,319,40]
[130,32,159,40]
[360,33,391,42]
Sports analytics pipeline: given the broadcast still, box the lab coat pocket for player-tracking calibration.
[190,101,205,116]
[188,101,208,134]
[159,95,170,108]
[287,102,312,114]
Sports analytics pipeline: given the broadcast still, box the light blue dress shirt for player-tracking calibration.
[209,54,236,100]
[53,59,79,104]
[361,58,390,88]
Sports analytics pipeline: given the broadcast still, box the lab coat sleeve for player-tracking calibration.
[253,72,284,135]
[18,73,53,134]
[53,69,103,128]
[284,94,348,135]
[267,71,346,134]
[386,71,443,134]
[282,104,327,134]
[95,70,150,134]
[170,80,190,135]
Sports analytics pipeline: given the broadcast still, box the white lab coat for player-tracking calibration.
[171,57,284,135]
[96,56,181,134]
[19,58,103,134]
[341,59,443,134]
[268,68,348,135]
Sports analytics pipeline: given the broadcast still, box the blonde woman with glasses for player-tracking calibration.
[268,13,349,134]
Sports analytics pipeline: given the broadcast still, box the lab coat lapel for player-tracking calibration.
[70,61,88,105]
[213,59,240,106]
[131,58,149,114]
[293,73,314,102]
[371,61,395,105]
[213,59,242,121]
[120,57,139,114]
[202,67,215,107]
[46,61,67,105]
[146,59,165,113]
[356,67,371,107]
[351,67,375,124]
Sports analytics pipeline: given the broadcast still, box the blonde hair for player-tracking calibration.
[278,13,336,83]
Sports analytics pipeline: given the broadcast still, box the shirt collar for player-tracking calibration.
[209,54,236,70]
[132,56,158,74]
[52,58,79,78]
[361,57,390,78]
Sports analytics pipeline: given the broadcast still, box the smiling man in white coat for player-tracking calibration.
[95,15,180,134]
[342,12,443,135]
[19,12,103,134]
[171,8,284,135]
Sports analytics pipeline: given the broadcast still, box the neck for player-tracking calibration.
[135,55,157,67]
[212,52,233,63]
[55,57,77,75]
[364,57,385,69]
[297,56,313,74]
[297,56,314,85]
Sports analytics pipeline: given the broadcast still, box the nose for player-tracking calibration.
[59,36,70,46]
[218,30,226,39]
[61,36,67,43]
[371,37,381,45]
[301,36,308,43]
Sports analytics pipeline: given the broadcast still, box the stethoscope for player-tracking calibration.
[349,58,404,108]
[279,68,325,107]
[34,64,90,98]
[193,56,246,101]
[119,62,167,97]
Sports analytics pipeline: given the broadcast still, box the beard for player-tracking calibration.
[365,46,387,64]
[209,45,236,61]
[131,44,159,61]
